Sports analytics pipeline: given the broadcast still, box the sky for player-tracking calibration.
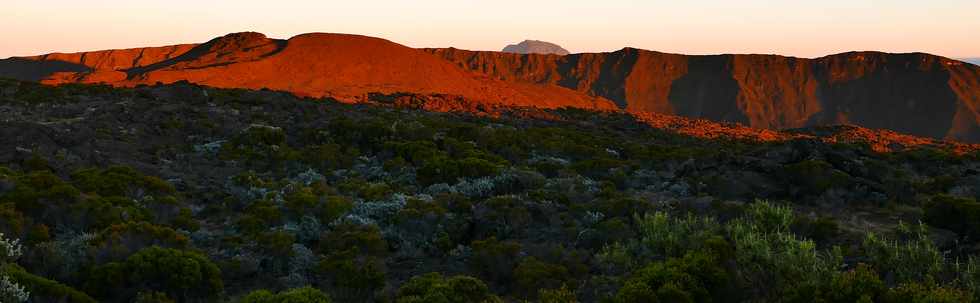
[2,0,978,59]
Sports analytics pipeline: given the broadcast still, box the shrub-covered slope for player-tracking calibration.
[2,79,980,302]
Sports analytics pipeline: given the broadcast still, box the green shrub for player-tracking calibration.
[2,263,96,303]
[784,264,885,303]
[301,144,357,170]
[318,196,354,223]
[743,200,794,233]
[1,170,79,222]
[0,203,27,237]
[219,125,299,165]
[360,183,393,201]
[923,195,980,239]
[241,286,332,303]
[457,158,502,179]
[171,207,200,231]
[91,222,189,261]
[636,212,722,258]
[240,125,286,146]
[781,160,851,195]
[74,196,153,229]
[134,291,176,303]
[514,257,570,296]
[570,158,626,180]
[286,186,320,213]
[258,231,296,258]
[319,223,387,256]
[470,237,521,283]
[596,197,649,219]
[828,264,885,303]
[476,196,531,239]
[727,217,842,300]
[316,253,385,302]
[792,216,840,245]
[595,242,638,275]
[862,224,943,285]
[71,166,175,197]
[417,157,500,186]
[384,141,443,166]
[538,285,578,303]
[416,158,462,186]
[395,273,500,303]
[615,249,734,303]
[883,282,973,303]
[84,246,222,302]
[22,154,50,172]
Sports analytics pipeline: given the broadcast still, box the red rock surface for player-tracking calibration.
[0,32,615,111]
[630,111,980,154]
[425,48,980,142]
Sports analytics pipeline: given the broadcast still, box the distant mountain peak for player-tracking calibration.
[502,40,569,55]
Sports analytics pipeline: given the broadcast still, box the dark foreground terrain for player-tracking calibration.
[3,79,980,302]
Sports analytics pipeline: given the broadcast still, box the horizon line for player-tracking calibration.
[5,31,978,62]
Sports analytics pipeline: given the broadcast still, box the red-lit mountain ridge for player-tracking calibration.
[2,32,979,143]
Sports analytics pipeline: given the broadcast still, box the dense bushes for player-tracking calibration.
[241,287,332,303]
[219,125,300,165]
[315,252,385,302]
[395,273,500,303]
[5,82,980,302]
[923,194,980,239]
[71,166,175,197]
[781,160,851,195]
[2,263,94,303]
[0,166,187,238]
[417,157,501,186]
[84,246,222,302]
[514,257,571,296]
[470,237,522,283]
[615,249,734,303]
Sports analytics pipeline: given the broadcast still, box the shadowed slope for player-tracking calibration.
[0,58,91,81]
[4,43,199,84]
[125,32,285,76]
[425,48,980,142]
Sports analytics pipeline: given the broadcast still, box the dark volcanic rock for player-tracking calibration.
[502,40,570,55]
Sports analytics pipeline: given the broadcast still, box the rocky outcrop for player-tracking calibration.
[502,40,570,55]
[0,32,615,111]
[425,48,980,142]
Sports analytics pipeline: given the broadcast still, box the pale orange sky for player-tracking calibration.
[2,0,978,59]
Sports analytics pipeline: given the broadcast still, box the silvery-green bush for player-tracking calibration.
[0,233,28,302]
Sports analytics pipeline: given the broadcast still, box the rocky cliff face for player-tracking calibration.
[502,40,570,55]
[0,32,615,111]
[424,48,980,142]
